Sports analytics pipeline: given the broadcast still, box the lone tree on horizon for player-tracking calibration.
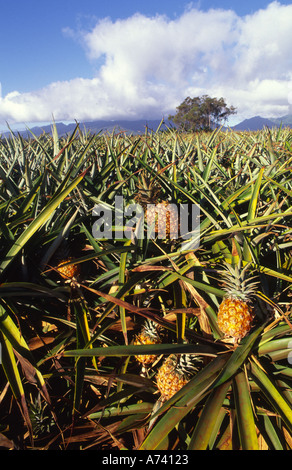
[169,95,237,131]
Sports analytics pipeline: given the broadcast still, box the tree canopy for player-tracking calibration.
[169,95,237,131]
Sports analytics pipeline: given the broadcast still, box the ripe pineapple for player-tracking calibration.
[156,354,200,401]
[134,320,162,365]
[134,173,179,239]
[217,262,258,343]
[56,257,80,282]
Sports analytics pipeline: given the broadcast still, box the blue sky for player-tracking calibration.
[0,0,292,129]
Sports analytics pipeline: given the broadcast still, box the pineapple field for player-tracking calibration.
[0,122,292,450]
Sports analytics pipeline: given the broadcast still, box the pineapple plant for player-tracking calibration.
[156,354,200,401]
[134,173,179,239]
[217,261,259,343]
[134,319,162,365]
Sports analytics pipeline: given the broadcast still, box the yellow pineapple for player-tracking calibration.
[217,262,258,343]
[134,320,162,365]
[56,257,80,282]
[134,173,179,239]
[156,354,200,401]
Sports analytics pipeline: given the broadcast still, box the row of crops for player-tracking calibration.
[0,122,292,449]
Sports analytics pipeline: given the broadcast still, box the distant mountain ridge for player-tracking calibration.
[231,114,292,131]
[1,114,291,137]
[231,115,277,131]
[270,114,292,127]
[1,119,170,138]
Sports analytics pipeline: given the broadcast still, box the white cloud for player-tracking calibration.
[0,1,292,126]
[233,2,292,82]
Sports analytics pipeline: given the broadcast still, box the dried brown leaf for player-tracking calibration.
[28,336,56,350]
[0,433,16,449]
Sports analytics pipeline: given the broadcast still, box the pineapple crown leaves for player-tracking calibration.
[219,261,259,301]
[133,169,174,205]
[167,353,203,378]
[134,174,163,204]
[141,319,161,339]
